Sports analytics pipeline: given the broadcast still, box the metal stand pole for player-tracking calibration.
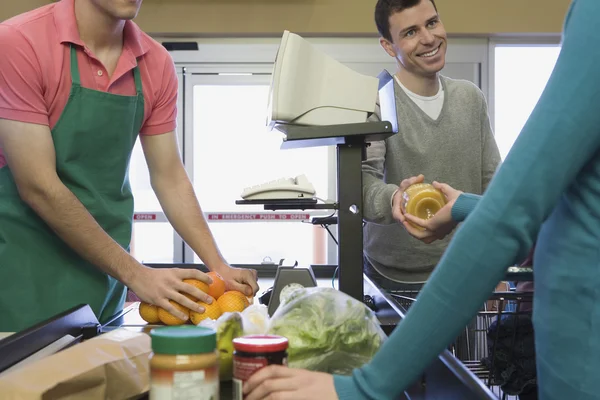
[247,121,395,303]
[336,138,365,302]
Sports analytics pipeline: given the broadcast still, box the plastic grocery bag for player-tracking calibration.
[240,304,270,335]
[266,286,386,375]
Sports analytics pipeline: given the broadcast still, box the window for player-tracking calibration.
[130,139,161,212]
[204,222,321,265]
[188,74,330,264]
[131,222,174,263]
[191,83,329,211]
[128,67,184,263]
[493,44,561,159]
[129,138,176,263]
[128,38,491,264]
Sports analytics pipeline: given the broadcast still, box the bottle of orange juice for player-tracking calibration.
[402,183,446,229]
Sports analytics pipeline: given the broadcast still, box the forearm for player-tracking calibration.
[153,172,226,271]
[361,135,398,225]
[362,172,398,224]
[22,181,140,285]
[451,193,481,222]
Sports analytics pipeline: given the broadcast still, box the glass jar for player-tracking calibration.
[232,335,289,400]
[149,326,219,400]
[403,183,446,229]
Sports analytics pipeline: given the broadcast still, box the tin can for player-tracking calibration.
[232,335,288,399]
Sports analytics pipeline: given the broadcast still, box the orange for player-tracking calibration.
[225,290,251,308]
[206,271,226,300]
[158,301,189,326]
[182,278,210,302]
[217,291,249,313]
[190,301,223,325]
[139,302,160,324]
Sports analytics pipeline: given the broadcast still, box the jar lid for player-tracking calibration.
[150,326,216,355]
[233,335,288,353]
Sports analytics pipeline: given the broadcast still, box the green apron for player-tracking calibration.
[0,45,144,332]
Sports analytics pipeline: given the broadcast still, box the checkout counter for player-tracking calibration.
[0,263,498,400]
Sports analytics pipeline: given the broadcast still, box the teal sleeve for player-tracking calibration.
[333,0,600,398]
[451,193,481,222]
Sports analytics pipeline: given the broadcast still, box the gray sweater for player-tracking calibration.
[363,75,501,283]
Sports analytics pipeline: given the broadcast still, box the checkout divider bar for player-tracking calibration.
[0,304,101,374]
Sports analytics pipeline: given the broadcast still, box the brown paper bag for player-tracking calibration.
[0,328,151,400]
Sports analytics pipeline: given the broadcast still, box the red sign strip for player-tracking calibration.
[207,213,311,221]
[133,213,312,222]
[133,213,157,221]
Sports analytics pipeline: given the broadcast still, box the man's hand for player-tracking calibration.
[244,365,338,400]
[392,174,425,223]
[402,181,463,244]
[127,266,214,321]
[215,264,259,297]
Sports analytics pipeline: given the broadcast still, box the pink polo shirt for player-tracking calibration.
[0,0,178,168]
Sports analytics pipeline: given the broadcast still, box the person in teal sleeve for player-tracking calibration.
[242,0,600,398]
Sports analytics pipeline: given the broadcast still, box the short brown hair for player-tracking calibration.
[375,0,438,42]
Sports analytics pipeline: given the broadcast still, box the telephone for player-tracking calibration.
[240,174,316,200]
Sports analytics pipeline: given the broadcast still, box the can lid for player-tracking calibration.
[150,326,216,355]
[233,335,289,353]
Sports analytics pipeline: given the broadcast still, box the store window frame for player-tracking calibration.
[132,36,491,265]
[486,36,562,144]
[181,67,336,264]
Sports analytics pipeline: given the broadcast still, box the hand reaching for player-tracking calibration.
[216,264,260,296]
[128,266,214,321]
[244,365,338,400]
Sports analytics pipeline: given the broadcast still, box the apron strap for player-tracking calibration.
[133,64,143,95]
[69,45,81,86]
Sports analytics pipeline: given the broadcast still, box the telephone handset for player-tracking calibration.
[241,174,316,200]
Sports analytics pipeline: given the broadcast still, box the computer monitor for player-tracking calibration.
[267,30,380,128]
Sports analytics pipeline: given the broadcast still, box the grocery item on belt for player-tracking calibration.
[149,326,219,399]
[267,287,386,375]
[232,335,289,400]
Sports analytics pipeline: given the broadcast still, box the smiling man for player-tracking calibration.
[362,0,501,290]
[0,0,259,332]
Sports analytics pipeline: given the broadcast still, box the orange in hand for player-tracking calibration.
[225,290,251,308]
[182,278,210,301]
[190,301,223,325]
[206,271,226,299]
[139,302,160,324]
[158,301,189,326]
[217,291,249,313]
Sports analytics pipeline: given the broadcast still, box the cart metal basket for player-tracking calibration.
[389,278,536,400]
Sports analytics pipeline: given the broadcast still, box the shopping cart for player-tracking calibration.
[389,275,536,400]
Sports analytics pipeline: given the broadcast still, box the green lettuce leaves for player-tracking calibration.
[268,287,386,375]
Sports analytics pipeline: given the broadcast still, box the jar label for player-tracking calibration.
[232,356,287,400]
[150,366,219,400]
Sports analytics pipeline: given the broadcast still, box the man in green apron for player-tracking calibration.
[0,0,259,333]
